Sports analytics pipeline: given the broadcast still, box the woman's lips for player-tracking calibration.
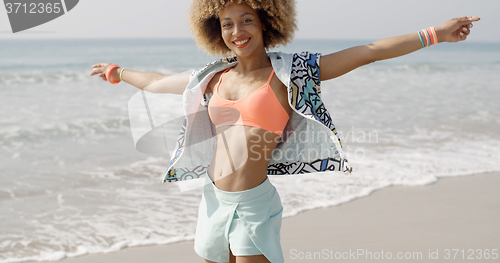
[233,37,251,48]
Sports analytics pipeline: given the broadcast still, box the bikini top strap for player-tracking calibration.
[216,67,232,92]
[266,69,275,85]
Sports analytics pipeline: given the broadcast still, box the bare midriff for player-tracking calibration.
[207,125,282,192]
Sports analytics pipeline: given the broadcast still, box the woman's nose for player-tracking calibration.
[233,23,243,37]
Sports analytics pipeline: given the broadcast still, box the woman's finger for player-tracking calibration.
[463,26,471,36]
[457,16,480,22]
[90,67,102,76]
[467,16,480,22]
[453,16,479,32]
[459,32,467,41]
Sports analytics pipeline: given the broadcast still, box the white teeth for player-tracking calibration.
[234,39,249,45]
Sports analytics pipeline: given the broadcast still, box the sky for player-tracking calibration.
[0,0,499,42]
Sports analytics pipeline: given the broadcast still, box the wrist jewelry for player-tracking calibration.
[119,68,126,81]
[418,31,426,48]
[418,27,438,48]
[106,64,121,84]
[429,27,438,44]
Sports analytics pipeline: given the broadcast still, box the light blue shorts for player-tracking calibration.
[194,176,284,263]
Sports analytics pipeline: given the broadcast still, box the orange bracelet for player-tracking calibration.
[426,28,434,45]
[106,64,121,84]
[429,27,439,44]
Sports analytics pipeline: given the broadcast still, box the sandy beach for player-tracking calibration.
[52,172,499,263]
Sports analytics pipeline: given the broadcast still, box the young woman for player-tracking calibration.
[90,1,479,262]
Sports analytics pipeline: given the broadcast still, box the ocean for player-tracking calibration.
[1,38,499,262]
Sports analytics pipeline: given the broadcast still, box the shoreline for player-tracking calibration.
[31,172,499,263]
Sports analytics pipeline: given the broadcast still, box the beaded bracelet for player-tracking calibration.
[418,27,438,48]
[105,64,121,84]
[119,68,126,81]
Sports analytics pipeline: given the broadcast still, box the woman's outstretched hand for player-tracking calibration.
[436,16,480,43]
[89,63,120,83]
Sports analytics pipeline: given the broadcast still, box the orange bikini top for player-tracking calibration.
[208,67,290,136]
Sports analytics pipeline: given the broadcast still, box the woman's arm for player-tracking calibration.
[120,68,190,94]
[319,16,480,81]
[140,73,190,94]
[90,63,190,94]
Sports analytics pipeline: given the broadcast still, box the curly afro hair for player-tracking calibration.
[189,0,297,56]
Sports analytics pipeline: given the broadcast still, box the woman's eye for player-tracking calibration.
[243,19,252,23]
[223,23,231,27]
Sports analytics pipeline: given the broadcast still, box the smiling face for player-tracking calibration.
[219,3,266,58]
